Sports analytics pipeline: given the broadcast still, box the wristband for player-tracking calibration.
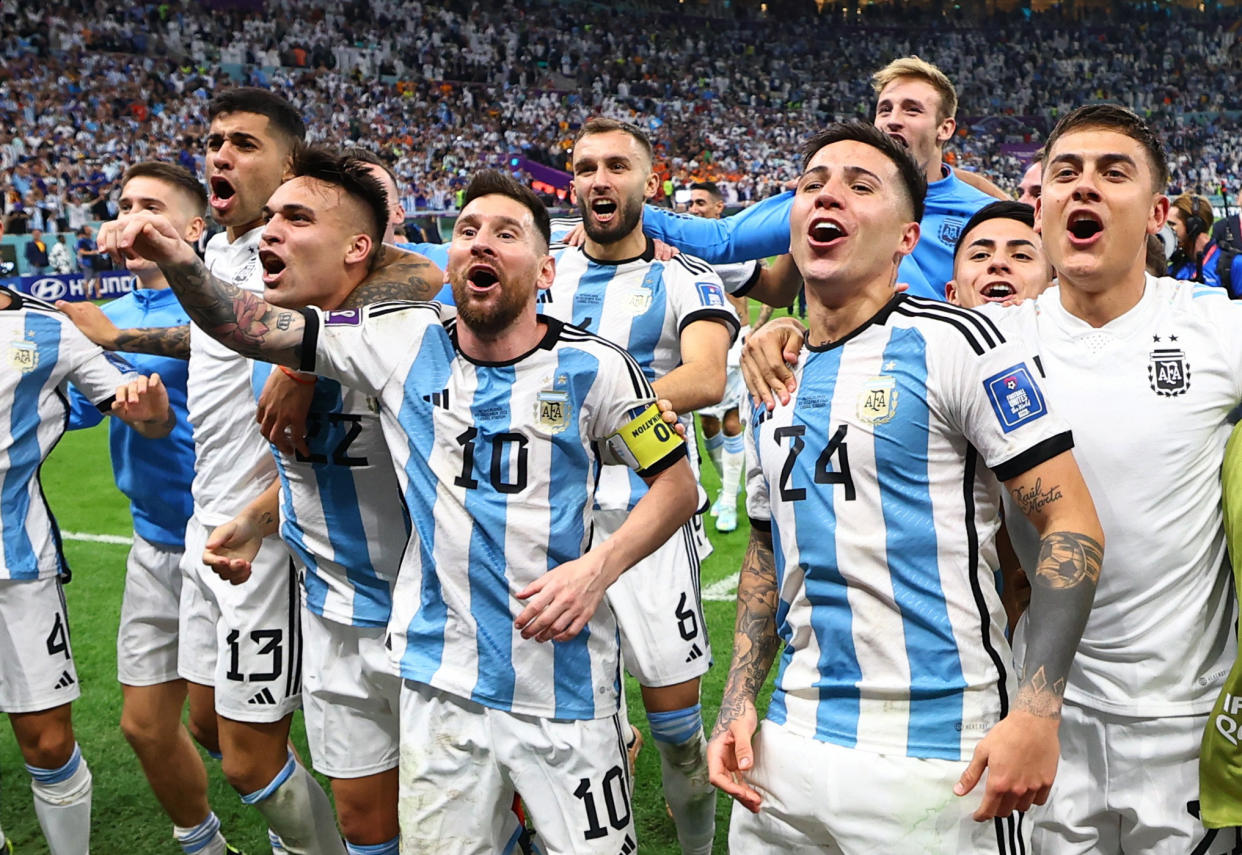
[278,365,316,386]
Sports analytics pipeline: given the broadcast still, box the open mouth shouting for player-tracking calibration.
[209,175,238,215]
[978,280,1017,302]
[1066,210,1104,247]
[588,197,619,225]
[465,263,501,294]
[807,217,847,249]
[259,249,286,285]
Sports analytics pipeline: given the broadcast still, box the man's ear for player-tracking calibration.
[346,232,373,266]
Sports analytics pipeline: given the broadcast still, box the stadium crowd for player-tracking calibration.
[1,0,1240,234]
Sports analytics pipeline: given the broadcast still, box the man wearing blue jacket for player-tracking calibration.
[63,162,243,855]
[638,56,998,300]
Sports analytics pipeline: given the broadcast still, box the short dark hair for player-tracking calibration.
[290,145,389,268]
[800,121,927,222]
[689,181,722,200]
[573,117,654,166]
[462,169,551,250]
[122,161,208,217]
[208,87,306,147]
[953,201,1036,262]
[343,146,399,194]
[1043,104,1169,191]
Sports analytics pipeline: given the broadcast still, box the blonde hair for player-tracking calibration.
[871,56,958,123]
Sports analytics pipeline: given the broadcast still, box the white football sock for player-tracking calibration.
[241,752,345,855]
[27,743,92,855]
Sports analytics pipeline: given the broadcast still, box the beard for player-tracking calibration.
[451,275,528,338]
[578,193,644,246]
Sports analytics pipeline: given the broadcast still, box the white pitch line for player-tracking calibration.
[62,531,132,546]
[702,570,740,602]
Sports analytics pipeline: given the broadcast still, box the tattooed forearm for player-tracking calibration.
[114,325,191,359]
[1016,529,1103,719]
[160,256,304,367]
[340,252,444,309]
[1010,478,1064,518]
[713,528,781,737]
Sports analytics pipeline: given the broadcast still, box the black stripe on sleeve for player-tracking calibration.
[893,303,986,355]
[990,431,1075,483]
[94,395,116,414]
[635,441,688,478]
[678,308,741,343]
[748,516,772,533]
[297,307,320,373]
[731,262,763,298]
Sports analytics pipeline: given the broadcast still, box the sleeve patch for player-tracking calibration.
[984,363,1047,433]
[325,308,362,326]
[604,403,684,471]
[696,282,726,307]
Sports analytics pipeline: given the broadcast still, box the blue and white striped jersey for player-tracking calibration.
[250,362,408,628]
[745,295,1073,761]
[542,238,738,510]
[0,288,135,581]
[299,302,685,719]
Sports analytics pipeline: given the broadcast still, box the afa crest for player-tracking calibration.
[9,340,38,373]
[1148,347,1190,397]
[857,375,898,424]
[625,287,653,315]
[939,218,965,245]
[536,389,570,433]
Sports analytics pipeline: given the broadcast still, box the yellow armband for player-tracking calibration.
[603,403,684,472]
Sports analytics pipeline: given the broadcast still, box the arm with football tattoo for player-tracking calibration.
[955,448,1103,821]
[706,525,781,813]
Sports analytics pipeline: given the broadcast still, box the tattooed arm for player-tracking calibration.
[55,300,191,359]
[955,449,1103,821]
[337,246,445,309]
[706,524,781,813]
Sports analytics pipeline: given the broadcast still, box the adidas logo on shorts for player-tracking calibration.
[53,670,75,690]
[248,687,278,705]
[619,834,636,854]
[684,644,704,664]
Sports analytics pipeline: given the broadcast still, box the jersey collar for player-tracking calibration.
[805,293,904,352]
[582,235,656,266]
[450,315,565,367]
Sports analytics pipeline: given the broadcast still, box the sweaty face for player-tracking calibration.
[948,218,1050,308]
[258,176,370,309]
[205,111,293,228]
[1017,162,1042,207]
[874,78,953,177]
[688,189,724,220]
[116,175,204,274]
[1035,128,1166,292]
[572,131,652,245]
[448,194,550,337]
[789,139,919,291]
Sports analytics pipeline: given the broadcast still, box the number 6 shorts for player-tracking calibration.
[177,516,302,722]
[0,576,80,713]
[591,509,710,688]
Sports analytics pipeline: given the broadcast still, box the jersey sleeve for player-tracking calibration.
[589,346,687,477]
[297,302,446,397]
[744,410,772,530]
[641,193,794,264]
[941,327,1074,483]
[668,257,740,343]
[61,321,137,411]
[717,260,762,297]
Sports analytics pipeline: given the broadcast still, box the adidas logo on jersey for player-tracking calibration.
[422,388,450,409]
[684,644,704,663]
[536,290,553,304]
[53,670,75,690]
[248,687,278,705]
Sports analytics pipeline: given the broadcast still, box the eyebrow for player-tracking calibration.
[966,236,1039,251]
[119,195,165,208]
[263,203,315,220]
[799,164,883,185]
[1048,152,1137,172]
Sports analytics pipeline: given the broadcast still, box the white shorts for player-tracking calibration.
[0,577,80,713]
[592,510,710,688]
[176,516,301,723]
[1029,700,1239,854]
[697,363,744,421]
[117,533,184,686]
[729,720,1029,854]
[302,607,400,779]
[398,680,635,855]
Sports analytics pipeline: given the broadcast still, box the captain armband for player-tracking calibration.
[601,403,685,473]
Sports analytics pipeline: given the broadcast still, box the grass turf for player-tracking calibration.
[0,418,764,853]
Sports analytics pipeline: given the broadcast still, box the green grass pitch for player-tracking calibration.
[0,418,767,853]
